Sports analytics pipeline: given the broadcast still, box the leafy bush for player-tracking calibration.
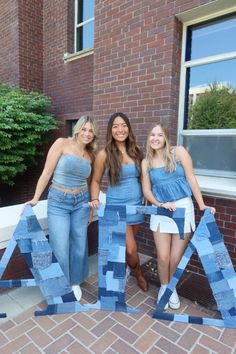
[189,83,236,129]
[0,83,58,185]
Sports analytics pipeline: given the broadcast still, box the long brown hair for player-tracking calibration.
[146,123,176,172]
[105,112,143,185]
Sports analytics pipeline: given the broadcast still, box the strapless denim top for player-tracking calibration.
[149,162,192,202]
[105,163,140,181]
[52,154,91,190]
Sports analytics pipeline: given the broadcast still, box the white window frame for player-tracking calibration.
[74,0,94,53]
[177,2,236,199]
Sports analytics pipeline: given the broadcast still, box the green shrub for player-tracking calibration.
[0,83,58,185]
[189,83,236,129]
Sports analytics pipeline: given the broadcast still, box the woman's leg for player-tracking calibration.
[169,232,191,278]
[153,231,172,309]
[126,225,139,267]
[168,232,191,309]
[153,231,172,285]
[47,189,71,286]
[126,224,149,291]
[69,192,90,286]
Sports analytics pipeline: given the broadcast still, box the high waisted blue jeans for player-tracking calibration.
[47,186,90,286]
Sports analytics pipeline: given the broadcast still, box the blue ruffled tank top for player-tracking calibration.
[52,154,91,189]
[149,162,192,202]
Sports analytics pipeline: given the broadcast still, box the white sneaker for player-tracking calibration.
[157,284,168,310]
[72,285,82,301]
[169,288,180,309]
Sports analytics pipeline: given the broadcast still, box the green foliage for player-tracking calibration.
[189,83,236,129]
[0,83,58,185]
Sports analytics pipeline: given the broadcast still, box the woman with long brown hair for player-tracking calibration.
[90,112,148,291]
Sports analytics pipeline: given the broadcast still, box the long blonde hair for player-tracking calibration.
[73,116,99,158]
[146,123,176,172]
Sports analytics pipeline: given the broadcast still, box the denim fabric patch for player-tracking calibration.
[17,239,33,253]
[31,252,52,270]
[27,215,42,233]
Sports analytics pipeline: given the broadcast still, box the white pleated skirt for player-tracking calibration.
[150,196,196,234]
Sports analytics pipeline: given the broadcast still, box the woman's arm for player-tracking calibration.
[89,149,106,208]
[141,159,175,211]
[141,159,160,206]
[176,146,215,213]
[26,138,65,206]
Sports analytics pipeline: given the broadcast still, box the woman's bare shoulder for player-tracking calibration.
[97,148,107,157]
[53,137,69,146]
[94,148,107,163]
[174,146,192,164]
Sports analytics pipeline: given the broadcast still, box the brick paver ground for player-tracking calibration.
[0,273,235,354]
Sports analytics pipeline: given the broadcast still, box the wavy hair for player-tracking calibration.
[73,115,99,159]
[105,112,143,185]
[146,123,176,172]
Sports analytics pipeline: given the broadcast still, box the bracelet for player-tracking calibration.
[159,202,164,207]
[91,198,99,202]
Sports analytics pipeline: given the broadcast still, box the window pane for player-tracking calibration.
[76,21,94,51]
[77,0,94,24]
[189,59,236,90]
[68,120,77,137]
[186,59,236,129]
[187,15,236,60]
[182,135,236,176]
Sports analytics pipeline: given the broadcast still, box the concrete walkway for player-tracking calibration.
[0,255,235,354]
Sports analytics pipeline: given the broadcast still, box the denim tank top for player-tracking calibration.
[149,162,192,202]
[52,154,91,189]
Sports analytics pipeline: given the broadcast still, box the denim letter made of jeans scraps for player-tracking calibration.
[85,204,139,313]
[153,209,236,328]
[0,205,89,316]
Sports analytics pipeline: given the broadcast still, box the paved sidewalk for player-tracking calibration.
[0,257,235,353]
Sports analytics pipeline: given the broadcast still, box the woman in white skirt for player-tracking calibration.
[141,123,215,310]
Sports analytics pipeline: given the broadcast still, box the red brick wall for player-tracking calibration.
[18,0,43,92]
[0,0,43,91]
[43,0,93,116]
[0,0,20,86]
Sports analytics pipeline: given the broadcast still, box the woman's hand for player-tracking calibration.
[21,198,38,215]
[89,199,100,209]
[200,204,216,214]
[160,202,176,212]
[25,198,38,207]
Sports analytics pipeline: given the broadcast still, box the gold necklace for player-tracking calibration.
[120,150,126,155]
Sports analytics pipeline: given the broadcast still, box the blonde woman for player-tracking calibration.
[25,116,99,301]
[141,123,215,309]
